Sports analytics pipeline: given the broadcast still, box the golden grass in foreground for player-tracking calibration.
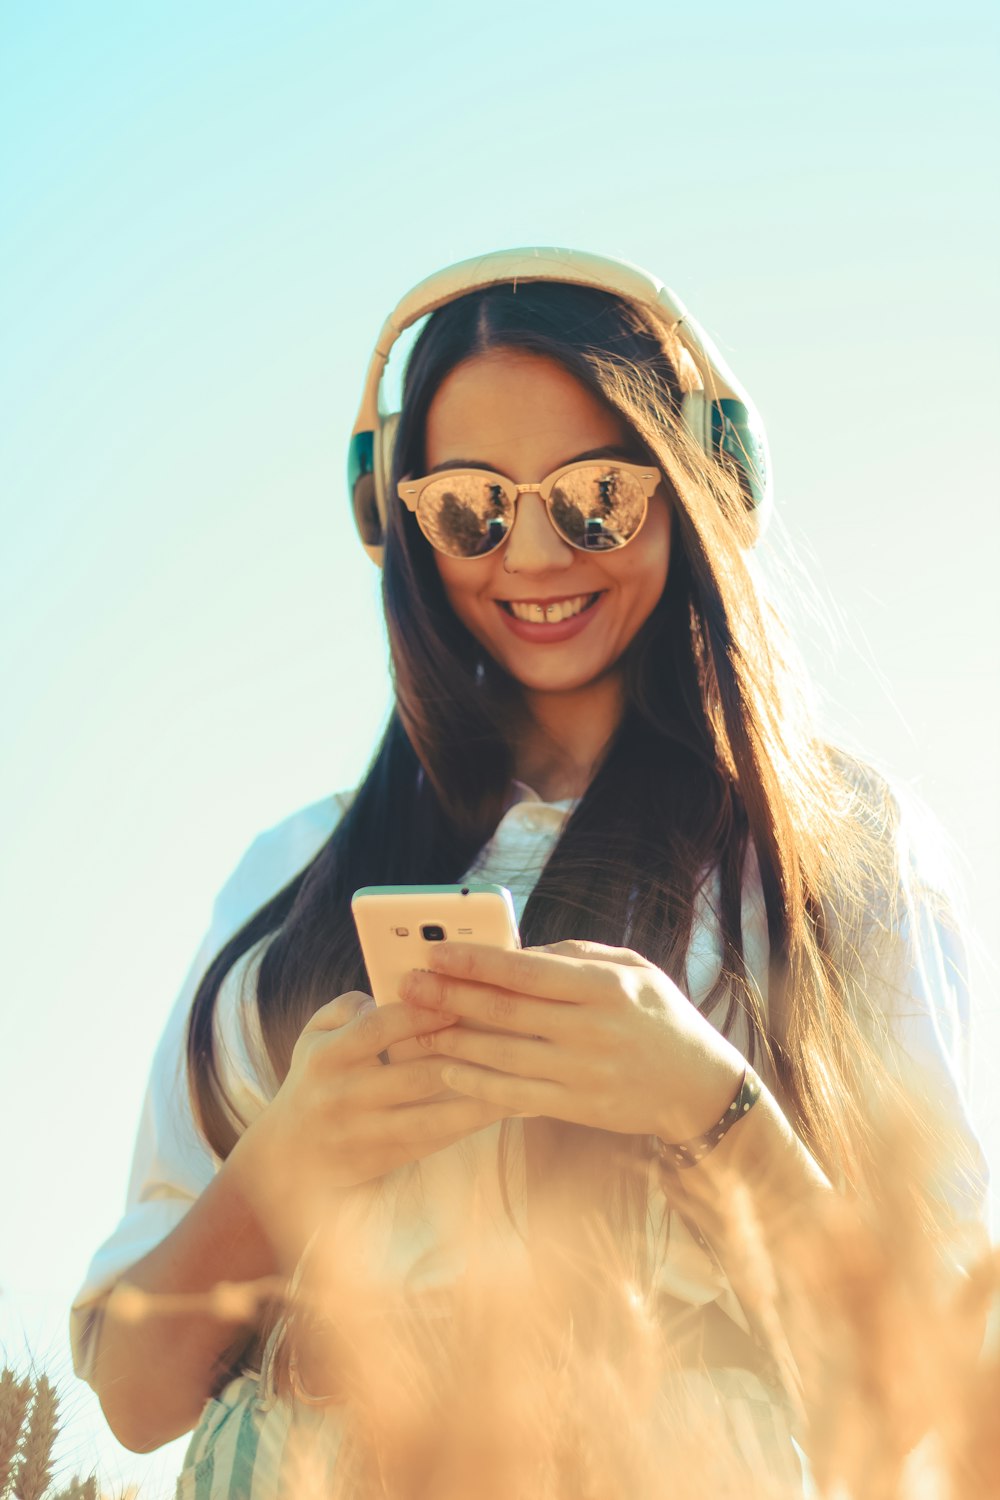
[83,1107,1000,1497]
[259,1162,998,1500]
[104,1140,997,1494]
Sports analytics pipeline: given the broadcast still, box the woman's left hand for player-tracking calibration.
[400,940,746,1142]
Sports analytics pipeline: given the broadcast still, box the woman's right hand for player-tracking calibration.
[228,992,512,1258]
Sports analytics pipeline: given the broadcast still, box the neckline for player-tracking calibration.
[508,777,580,812]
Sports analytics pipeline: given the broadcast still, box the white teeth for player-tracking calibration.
[509,594,592,623]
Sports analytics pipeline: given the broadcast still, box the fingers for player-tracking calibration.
[402,969,576,1040]
[418,1022,559,1081]
[361,1055,458,1107]
[423,942,625,1004]
[304,990,374,1033]
[381,1094,519,1145]
[307,995,458,1064]
[348,1094,508,1151]
[435,1063,560,1120]
[350,1000,460,1066]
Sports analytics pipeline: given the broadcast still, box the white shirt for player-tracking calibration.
[70,780,989,1387]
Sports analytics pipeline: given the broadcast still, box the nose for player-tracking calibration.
[501,493,575,575]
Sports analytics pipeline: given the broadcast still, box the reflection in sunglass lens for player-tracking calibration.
[548,465,647,550]
[417,475,513,558]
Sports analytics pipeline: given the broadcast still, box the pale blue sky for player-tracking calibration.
[1,2,997,1492]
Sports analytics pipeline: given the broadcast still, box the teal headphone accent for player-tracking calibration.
[348,248,772,566]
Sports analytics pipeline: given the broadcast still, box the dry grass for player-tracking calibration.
[256,1170,998,1500]
[0,1371,33,1496]
[0,1374,114,1500]
[46,1114,1000,1496]
[0,1370,101,1500]
[19,1212,1000,1499]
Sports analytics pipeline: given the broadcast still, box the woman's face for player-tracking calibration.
[422,350,673,698]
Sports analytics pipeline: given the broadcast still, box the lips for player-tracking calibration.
[498,591,601,624]
[494,589,607,643]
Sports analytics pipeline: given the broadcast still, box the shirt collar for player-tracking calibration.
[508,778,580,813]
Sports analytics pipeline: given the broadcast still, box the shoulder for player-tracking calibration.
[167,789,359,1127]
[827,751,975,1069]
[822,754,988,1223]
[210,788,357,939]
[822,748,959,906]
[207,788,357,1084]
[168,788,357,1095]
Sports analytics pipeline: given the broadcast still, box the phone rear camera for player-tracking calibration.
[421,924,446,942]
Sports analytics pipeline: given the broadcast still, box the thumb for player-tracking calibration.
[304,990,376,1034]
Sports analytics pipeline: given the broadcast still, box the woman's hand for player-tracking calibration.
[400,940,746,1143]
[230,992,514,1259]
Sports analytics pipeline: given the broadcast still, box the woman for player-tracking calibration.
[71,250,989,1497]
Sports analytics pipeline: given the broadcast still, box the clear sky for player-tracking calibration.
[1,2,997,1493]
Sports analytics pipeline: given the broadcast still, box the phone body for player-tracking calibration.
[351,883,521,1073]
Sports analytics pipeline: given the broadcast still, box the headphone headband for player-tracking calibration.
[348,247,772,565]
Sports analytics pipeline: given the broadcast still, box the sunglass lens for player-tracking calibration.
[548,465,647,551]
[417,476,513,558]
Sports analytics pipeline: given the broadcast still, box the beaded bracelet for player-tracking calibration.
[658,1065,762,1169]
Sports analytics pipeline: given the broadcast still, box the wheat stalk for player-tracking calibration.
[10,1377,59,1500]
[0,1368,33,1497]
[49,1478,99,1500]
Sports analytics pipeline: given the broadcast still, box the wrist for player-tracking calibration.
[657,1080,833,1244]
[658,1064,762,1169]
[225,1114,300,1273]
[653,1041,746,1145]
[228,1112,360,1280]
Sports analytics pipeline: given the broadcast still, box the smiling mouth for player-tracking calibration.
[496,591,604,624]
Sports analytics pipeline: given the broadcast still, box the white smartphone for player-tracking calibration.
[351,883,522,1072]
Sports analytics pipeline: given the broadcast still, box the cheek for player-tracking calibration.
[625,502,672,606]
[433,556,490,628]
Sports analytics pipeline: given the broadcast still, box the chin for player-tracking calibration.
[489,647,616,695]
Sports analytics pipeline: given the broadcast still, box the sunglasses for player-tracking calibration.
[397,459,662,561]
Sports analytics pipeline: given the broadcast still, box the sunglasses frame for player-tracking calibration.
[396,459,662,560]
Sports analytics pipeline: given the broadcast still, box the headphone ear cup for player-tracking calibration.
[680,389,710,455]
[375,412,401,541]
[680,390,770,535]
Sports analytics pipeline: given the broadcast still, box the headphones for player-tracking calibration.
[347,247,772,567]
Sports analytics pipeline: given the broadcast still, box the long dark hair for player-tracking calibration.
[187,281,947,1287]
